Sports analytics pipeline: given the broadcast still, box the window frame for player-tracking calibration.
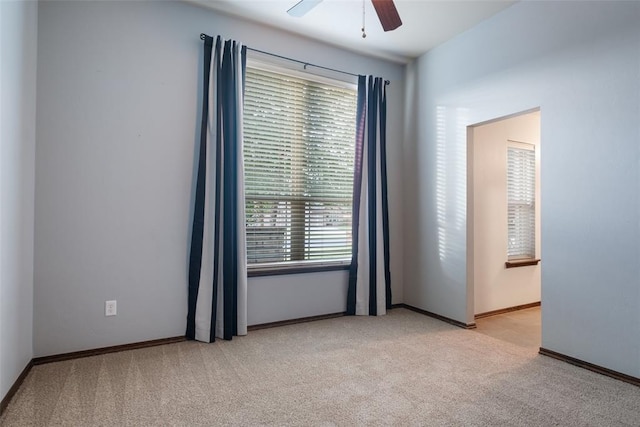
[243,57,358,276]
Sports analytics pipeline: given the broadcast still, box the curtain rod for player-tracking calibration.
[200,33,390,86]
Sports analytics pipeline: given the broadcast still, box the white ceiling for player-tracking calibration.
[186,0,517,63]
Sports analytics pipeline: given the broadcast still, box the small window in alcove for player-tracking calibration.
[507,141,535,260]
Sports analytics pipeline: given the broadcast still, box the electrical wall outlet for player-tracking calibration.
[105,300,117,316]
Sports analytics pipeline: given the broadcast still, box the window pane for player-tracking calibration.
[507,145,535,259]
[244,67,357,266]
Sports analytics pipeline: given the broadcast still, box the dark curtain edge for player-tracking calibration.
[347,75,367,316]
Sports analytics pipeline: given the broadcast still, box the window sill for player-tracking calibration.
[248,262,350,277]
[505,259,540,269]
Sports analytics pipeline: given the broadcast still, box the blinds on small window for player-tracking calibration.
[243,67,358,266]
[507,143,536,259]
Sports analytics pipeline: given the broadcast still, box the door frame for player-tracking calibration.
[466,107,542,324]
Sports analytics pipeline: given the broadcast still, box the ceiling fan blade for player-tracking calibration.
[371,0,402,32]
[287,0,323,17]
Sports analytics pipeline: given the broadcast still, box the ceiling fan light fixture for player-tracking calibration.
[287,0,402,33]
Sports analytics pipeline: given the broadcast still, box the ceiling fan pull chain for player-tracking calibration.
[361,0,366,38]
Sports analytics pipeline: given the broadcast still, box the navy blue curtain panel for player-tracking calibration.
[347,75,392,316]
[187,35,248,342]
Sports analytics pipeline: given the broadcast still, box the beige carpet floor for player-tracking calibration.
[2,308,639,426]
[474,307,541,350]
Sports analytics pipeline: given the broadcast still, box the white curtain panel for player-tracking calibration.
[187,35,247,342]
[347,76,391,316]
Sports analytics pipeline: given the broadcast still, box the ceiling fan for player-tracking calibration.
[287,0,403,32]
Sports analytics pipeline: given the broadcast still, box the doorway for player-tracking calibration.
[467,109,541,348]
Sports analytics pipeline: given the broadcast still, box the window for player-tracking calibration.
[243,66,358,271]
[507,142,536,260]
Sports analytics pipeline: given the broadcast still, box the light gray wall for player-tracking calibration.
[404,1,639,377]
[0,0,37,399]
[248,270,349,325]
[34,1,404,357]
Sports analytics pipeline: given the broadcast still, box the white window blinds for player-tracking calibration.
[507,142,536,259]
[243,67,358,267]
